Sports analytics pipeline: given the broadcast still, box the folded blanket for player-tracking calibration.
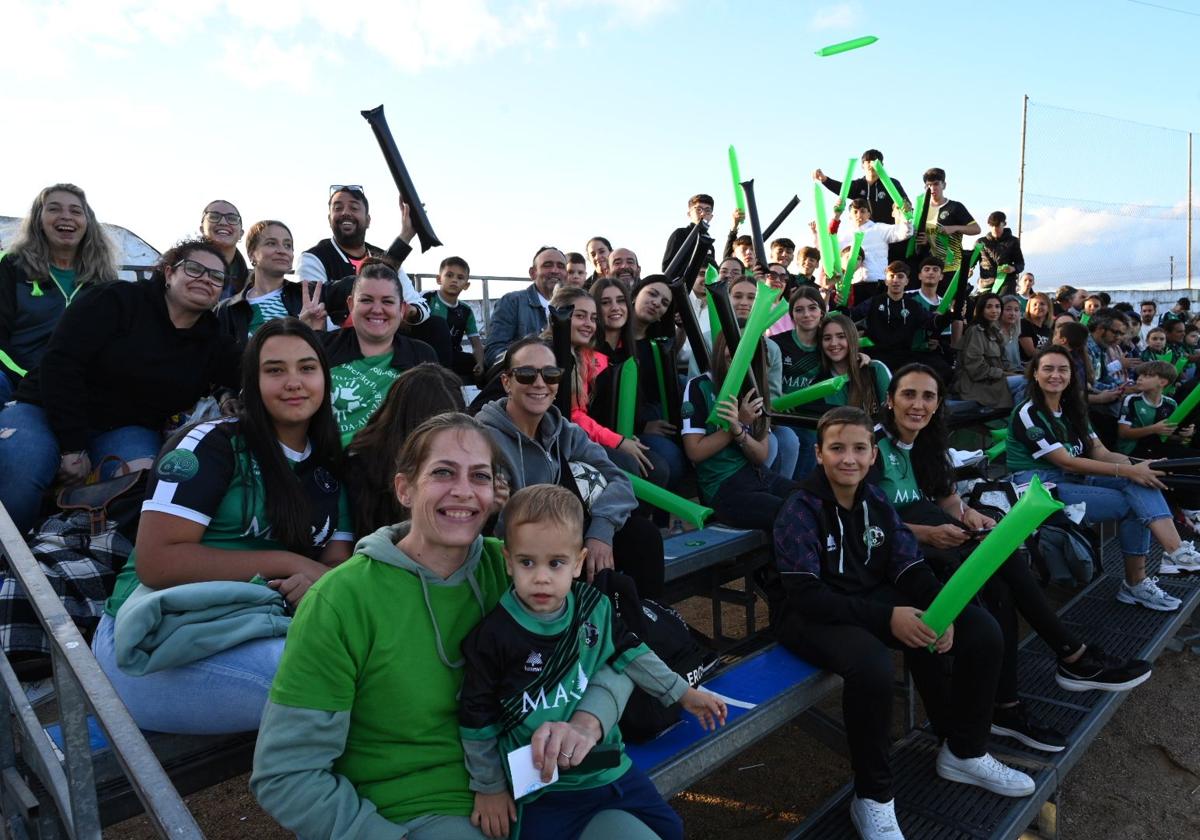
[114,581,289,676]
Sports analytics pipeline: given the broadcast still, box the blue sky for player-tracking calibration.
[4,0,1198,293]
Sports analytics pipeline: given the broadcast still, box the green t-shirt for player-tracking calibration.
[247,288,291,336]
[106,418,354,617]
[870,427,926,510]
[1007,399,1094,474]
[330,352,398,445]
[1117,392,1177,455]
[770,330,821,394]
[424,291,479,347]
[680,374,748,501]
[824,361,891,411]
[48,266,76,298]
[459,583,643,800]
[269,536,510,825]
[907,290,948,349]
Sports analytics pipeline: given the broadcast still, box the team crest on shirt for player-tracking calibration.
[580,621,599,648]
[887,452,901,468]
[313,466,339,494]
[524,651,544,673]
[1027,426,1046,441]
[681,401,694,419]
[156,450,199,482]
[864,526,885,549]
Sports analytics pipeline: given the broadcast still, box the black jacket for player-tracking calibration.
[849,293,953,353]
[0,254,98,387]
[773,469,941,633]
[17,280,239,452]
[662,224,716,272]
[820,176,909,223]
[319,326,438,371]
[977,229,1025,294]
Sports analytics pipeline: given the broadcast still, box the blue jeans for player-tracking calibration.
[92,613,284,734]
[641,433,686,492]
[793,426,818,480]
[1006,375,1027,404]
[1015,468,1170,557]
[0,402,162,534]
[519,764,678,840]
[769,426,799,480]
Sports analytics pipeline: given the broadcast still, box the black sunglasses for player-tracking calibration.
[508,366,563,385]
[330,184,365,196]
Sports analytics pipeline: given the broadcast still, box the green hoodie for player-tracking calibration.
[251,524,633,839]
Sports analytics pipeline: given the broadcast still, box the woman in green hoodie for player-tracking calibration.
[251,412,634,840]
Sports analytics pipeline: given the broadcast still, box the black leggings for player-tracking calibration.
[710,463,804,532]
[777,587,1002,801]
[901,500,1082,704]
[612,514,665,599]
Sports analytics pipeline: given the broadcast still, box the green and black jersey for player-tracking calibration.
[459,582,647,798]
[105,418,353,617]
[1007,399,1095,473]
[681,373,749,501]
[869,425,926,511]
[770,329,822,395]
[1117,392,1177,455]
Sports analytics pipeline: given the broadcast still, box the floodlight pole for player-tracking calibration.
[1188,131,1193,290]
[1017,94,1028,238]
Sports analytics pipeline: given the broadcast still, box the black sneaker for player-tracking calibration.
[990,703,1067,753]
[1056,645,1152,693]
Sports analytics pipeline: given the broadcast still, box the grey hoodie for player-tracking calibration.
[478,399,635,545]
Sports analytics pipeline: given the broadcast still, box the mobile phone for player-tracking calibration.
[567,743,621,773]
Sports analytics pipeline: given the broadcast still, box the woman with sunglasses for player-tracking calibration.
[875,364,1151,754]
[0,183,119,404]
[217,220,327,352]
[0,238,240,534]
[478,337,666,597]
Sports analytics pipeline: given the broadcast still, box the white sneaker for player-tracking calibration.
[1158,557,1181,575]
[850,796,905,839]
[1165,541,1200,572]
[935,743,1035,797]
[1117,576,1181,611]
[1182,509,1200,532]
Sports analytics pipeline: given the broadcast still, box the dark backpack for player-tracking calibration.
[592,570,719,742]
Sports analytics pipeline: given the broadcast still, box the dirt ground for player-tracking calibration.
[105,594,1200,839]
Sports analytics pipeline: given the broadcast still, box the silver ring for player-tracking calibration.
[559,751,574,759]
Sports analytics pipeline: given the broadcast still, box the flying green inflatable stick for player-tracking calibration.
[937,240,985,314]
[870,160,908,220]
[616,358,639,437]
[771,374,850,412]
[835,157,857,212]
[920,475,1062,640]
[814,35,878,56]
[728,145,747,216]
[625,472,713,527]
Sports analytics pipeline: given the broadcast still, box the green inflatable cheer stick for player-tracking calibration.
[812,182,836,280]
[1160,377,1200,440]
[990,428,1008,442]
[625,472,712,528]
[1079,313,1091,326]
[937,240,985,314]
[814,35,878,57]
[920,475,1063,639]
[728,145,747,216]
[616,358,639,437]
[707,283,786,428]
[986,440,1007,461]
[871,160,908,220]
[905,191,927,258]
[840,231,865,305]
[771,374,850,412]
[835,157,857,212]
[704,266,722,340]
[859,337,874,349]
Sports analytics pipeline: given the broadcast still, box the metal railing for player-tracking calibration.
[0,505,202,839]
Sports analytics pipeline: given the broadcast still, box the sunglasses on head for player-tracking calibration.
[329,184,365,196]
[508,366,563,385]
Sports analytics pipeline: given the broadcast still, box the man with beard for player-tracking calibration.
[609,248,641,285]
[298,186,430,327]
[483,246,566,366]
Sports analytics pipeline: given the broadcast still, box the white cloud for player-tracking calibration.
[809,3,858,31]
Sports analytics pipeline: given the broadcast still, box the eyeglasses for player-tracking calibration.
[203,211,242,225]
[508,366,563,385]
[172,258,227,286]
[329,184,364,196]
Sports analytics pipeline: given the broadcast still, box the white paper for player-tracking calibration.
[507,744,558,800]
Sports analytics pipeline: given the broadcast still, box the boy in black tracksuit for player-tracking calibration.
[847,261,957,385]
[771,407,1031,838]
